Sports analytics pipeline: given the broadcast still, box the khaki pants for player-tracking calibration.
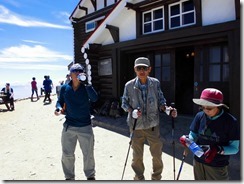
[193,159,229,180]
[131,125,163,180]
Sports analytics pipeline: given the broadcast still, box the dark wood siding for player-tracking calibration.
[71,1,240,121]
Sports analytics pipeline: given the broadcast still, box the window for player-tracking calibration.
[143,6,164,34]
[85,16,105,33]
[86,21,97,33]
[169,0,195,29]
[209,45,229,82]
[154,53,171,81]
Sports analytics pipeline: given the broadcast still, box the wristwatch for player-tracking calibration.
[218,146,225,155]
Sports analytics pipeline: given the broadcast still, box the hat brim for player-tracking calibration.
[192,99,229,109]
[134,64,149,67]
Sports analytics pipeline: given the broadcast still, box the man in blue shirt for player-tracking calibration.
[43,75,53,103]
[54,63,98,180]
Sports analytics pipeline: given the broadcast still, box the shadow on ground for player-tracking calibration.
[92,113,241,180]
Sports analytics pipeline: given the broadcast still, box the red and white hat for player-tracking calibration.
[193,88,229,109]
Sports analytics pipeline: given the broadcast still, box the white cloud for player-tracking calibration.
[22,40,47,45]
[0,44,72,62]
[0,5,71,29]
[54,11,71,24]
[0,63,67,71]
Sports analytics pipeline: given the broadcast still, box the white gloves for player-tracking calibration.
[132,109,139,119]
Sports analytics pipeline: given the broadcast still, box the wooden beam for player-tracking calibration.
[193,0,202,26]
[125,3,137,10]
[89,43,102,51]
[89,0,96,10]
[78,6,88,15]
[106,24,119,43]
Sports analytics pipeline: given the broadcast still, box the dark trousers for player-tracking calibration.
[43,91,51,102]
[3,97,14,110]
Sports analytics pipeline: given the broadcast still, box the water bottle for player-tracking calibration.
[77,73,86,82]
[185,138,204,157]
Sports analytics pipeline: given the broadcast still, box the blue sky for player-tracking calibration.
[0,0,78,87]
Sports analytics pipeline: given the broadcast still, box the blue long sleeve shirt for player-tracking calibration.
[56,81,98,128]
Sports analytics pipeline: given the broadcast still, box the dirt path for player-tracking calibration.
[0,97,194,181]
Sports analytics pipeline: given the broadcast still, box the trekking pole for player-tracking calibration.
[176,149,188,180]
[121,108,139,180]
[170,102,176,180]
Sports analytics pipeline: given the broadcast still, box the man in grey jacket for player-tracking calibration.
[121,57,177,180]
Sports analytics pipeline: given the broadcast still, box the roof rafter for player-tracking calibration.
[89,0,97,10]
[106,24,119,43]
[79,5,88,15]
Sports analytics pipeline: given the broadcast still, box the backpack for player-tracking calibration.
[109,99,121,118]
[99,99,112,116]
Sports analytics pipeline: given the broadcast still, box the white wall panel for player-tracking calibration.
[202,0,236,26]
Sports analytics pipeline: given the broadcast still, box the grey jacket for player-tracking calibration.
[121,77,166,130]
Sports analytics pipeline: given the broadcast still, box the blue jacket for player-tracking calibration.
[56,81,98,128]
[43,79,53,92]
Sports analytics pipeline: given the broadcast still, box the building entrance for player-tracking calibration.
[175,47,195,115]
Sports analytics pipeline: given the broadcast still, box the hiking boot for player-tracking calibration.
[134,175,145,180]
[87,176,95,180]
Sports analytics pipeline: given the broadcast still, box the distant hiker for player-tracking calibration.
[31,77,39,101]
[1,83,14,111]
[65,74,71,84]
[43,75,53,103]
[56,80,64,99]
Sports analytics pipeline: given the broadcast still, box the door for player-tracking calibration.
[175,47,195,115]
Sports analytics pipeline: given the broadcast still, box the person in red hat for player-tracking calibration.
[179,88,239,180]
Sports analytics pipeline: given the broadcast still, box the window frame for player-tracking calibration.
[142,6,165,35]
[169,0,196,29]
[154,52,171,82]
[85,16,105,33]
[208,45,229,82]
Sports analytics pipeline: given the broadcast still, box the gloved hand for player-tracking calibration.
[179,135,189,147]
[204,144,220,163]
[132,108,141,119]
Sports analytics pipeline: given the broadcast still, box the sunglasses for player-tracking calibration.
[136,66,149,71]
[71,69,84,73]
[201,106,215,111]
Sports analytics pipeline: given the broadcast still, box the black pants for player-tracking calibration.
[3,97,14,110]
[43,91,51,102]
